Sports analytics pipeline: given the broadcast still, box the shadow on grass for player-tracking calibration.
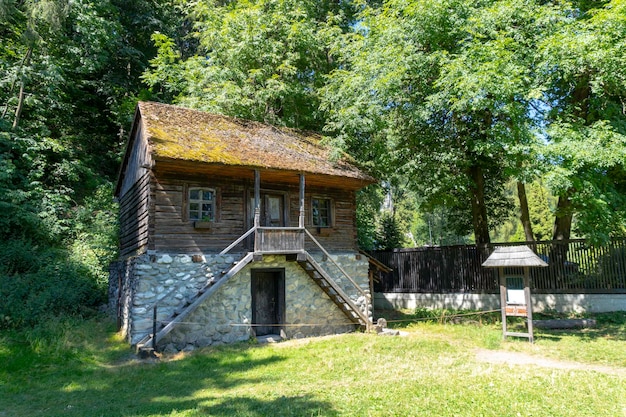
[377,309,626,342]
[0,324,338,417]
[376,308,501,329]
[533,311,626,342]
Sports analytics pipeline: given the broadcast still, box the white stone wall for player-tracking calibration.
[113,251,370,349]
[121,253,238,345]
[375,292,626,313]
[159,255,361,350]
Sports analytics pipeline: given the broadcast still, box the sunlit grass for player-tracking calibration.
[0,312,624,416]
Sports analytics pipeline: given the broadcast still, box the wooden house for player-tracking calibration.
[109,102,376,352]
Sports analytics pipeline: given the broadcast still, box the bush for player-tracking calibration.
[0,241,105,329]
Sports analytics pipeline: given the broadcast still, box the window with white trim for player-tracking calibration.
[312,197,332,227]
[189,188,215,221]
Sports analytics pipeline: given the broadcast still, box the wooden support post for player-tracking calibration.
[524,267,534,343]
[299,173,305,228]
[499,267,508,339]
[254,169,260,227]
[152,305,157,351]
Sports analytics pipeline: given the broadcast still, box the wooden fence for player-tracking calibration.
[370,239,626,294]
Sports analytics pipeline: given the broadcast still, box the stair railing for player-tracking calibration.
[304,229,372,330]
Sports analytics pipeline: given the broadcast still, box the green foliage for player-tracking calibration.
[356,185,384,250]
[411,308,501,325]
[375,211,406,250]
[68,185,119,288]
[491,180,556,243]
[0,0,174,330]
[144,0,356,130]
[537,0,626,242]
[0,240,105,329]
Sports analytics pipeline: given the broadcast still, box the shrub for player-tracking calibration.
[0,241,105,329]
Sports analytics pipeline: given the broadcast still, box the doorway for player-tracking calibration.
[249,192,286,227]
[251,269,285,336]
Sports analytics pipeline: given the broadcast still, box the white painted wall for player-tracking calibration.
[375,292,626,313]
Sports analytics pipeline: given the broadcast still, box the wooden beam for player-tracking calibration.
[524,267,534,343]
[299,173,305,228]
[254,169,260,227]
[499,267,508,339]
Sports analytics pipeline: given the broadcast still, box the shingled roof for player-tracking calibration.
[135,101,374,184]
[482,246,548,268]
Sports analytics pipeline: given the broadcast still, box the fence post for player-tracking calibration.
[152,305,157,351]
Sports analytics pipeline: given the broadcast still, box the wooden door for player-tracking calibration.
[251,269,285,336]
[249,192,286,227]
[263,194,284,227]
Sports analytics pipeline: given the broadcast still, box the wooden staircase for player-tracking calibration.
[135,252,254,354]
[298,252,370,328]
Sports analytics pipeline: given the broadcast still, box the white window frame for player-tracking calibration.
[311,196,333,228]
[188,187,216,221]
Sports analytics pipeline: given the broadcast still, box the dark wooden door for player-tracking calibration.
[251,269,285,336]
[263,194,284,227]
[249,193,286,227]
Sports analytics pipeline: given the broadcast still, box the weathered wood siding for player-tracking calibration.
[153,174,247,252]
[119,124,151,197]
[152,173,359,253]
[118,170,153,257]
[117,124,155,258]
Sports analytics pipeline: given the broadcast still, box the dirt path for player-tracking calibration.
[475,349,626,376]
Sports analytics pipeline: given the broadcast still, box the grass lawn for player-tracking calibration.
[0,311,624,417]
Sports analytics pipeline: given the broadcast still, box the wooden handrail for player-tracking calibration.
[304,228,369,300]
[220,226,257,255]
[218,226,371,329]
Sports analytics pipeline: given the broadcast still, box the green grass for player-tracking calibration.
[1,311,625,417]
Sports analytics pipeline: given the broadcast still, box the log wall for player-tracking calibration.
[118,170,153,257]
[152,173,359,254]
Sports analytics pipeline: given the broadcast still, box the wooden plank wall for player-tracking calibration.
[118,170,152,257]
[152,173,359,254]
[371,239,626,294]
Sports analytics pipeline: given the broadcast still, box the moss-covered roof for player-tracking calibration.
[138,101,374,183]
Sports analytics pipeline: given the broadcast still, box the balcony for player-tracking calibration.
[254,227,306,254]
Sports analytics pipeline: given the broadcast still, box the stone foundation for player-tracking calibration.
[109,251,370,349]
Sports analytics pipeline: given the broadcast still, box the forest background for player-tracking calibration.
[1,0,625,329]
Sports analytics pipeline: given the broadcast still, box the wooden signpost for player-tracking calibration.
[499,268,534,342]
[482,246,548,343]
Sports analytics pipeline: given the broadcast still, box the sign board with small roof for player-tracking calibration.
[482,246,548,343]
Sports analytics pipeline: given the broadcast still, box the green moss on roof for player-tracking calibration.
[138,101,374,182]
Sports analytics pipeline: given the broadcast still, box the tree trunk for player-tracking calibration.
[12,81,26,130]
[468,164,490,246]
[552,190,573,241]
[517,181,535,242]
[551,190,574,285]
[2,45,33,122]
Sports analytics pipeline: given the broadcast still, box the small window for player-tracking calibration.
[189,188,215,221]
[312,197,332,227]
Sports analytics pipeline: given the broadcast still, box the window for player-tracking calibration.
[312,197,332,227]
[189,188,215,221]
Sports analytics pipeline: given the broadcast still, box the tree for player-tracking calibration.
[538,0,626,243]
[143,0,359,130]
[322,0,555,246]
[0,0,181,328]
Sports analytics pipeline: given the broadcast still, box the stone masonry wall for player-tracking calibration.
[159,254,369,351]
[111,251,371,349]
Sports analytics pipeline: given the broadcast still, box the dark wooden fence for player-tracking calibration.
[370,239,626,294]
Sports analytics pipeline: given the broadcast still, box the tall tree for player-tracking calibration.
[539,0,626,243]
[322,0,555,245]
[143,0,358,130]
